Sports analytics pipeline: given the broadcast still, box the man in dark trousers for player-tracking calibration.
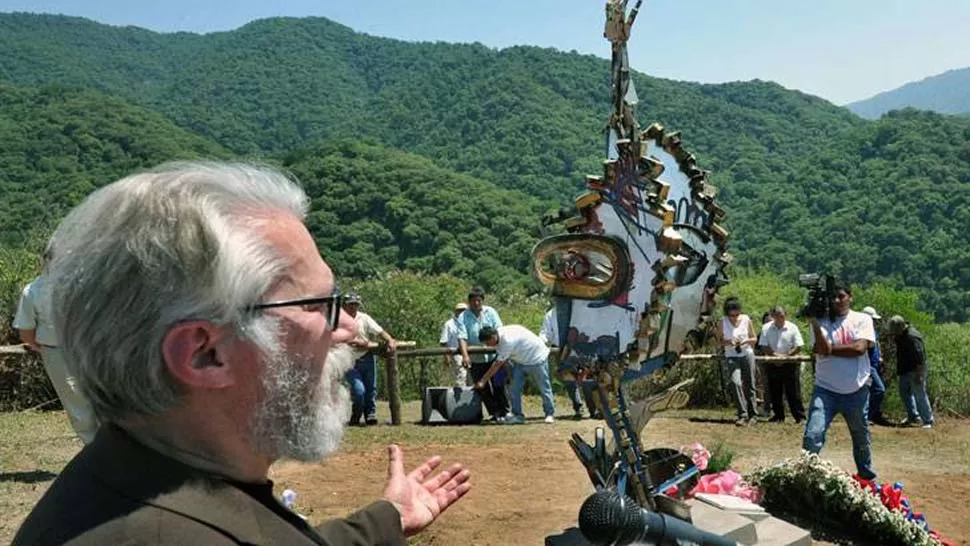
[759,306,806,423]
[456,286,509,422]
[889,315,934,429]
[13,162,471,545]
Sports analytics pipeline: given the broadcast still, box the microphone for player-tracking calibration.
[578,489,737,546]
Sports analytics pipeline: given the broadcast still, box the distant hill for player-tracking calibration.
[2,14,970,321]
[847,67,970,119]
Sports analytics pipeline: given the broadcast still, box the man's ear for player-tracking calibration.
[162,320,236,389]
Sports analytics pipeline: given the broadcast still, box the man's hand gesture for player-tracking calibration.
[381,444,471,536]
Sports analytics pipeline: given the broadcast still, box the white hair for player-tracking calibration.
[48,161,309,422]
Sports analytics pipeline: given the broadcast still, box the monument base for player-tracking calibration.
[545,496,812,546]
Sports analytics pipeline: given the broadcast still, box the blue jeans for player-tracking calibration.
[803,385,876,480]
[510,360,556,418]
[346,353,378,420]
[899,369,934,425]
[868,366,886,419]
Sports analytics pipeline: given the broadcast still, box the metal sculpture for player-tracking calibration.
[532,0,731,519]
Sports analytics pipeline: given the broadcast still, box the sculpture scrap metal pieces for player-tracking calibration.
[531,0,731,517]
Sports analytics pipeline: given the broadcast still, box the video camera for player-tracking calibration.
[796,273,837,321]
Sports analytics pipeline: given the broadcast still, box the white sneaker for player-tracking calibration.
[544,415,555,424]
[922,423,933,429]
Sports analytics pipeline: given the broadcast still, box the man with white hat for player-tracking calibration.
[861,306,891,426]
[440,302,469,388]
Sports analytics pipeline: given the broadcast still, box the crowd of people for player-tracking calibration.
[716,284,935,482]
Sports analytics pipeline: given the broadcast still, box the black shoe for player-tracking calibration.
[365,416,379,426]
[572,411,583,421]
[349,407,362,427]
[870,416,893,427]
[769,416,785,423]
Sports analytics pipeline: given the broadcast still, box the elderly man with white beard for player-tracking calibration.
[13,162,471,545]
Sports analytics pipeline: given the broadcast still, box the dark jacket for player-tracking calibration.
[894,326,926,376]
[12,424,406,545]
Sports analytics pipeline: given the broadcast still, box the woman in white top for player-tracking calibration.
[715,297,759,425]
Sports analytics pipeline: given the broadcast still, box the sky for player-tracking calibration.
[2,0,969,105]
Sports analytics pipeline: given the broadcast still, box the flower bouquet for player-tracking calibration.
[745,452,953,546]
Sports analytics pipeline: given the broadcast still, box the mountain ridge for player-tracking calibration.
[847,66,970,119]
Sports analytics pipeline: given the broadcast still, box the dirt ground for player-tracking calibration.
[2,398,969,545]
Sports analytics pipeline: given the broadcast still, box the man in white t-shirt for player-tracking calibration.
[439,302,468,388]
[760,306,806,423]
[803,280,877,480]
[13,245,99,444]
[343,293,397,426]
[474,325,556,425]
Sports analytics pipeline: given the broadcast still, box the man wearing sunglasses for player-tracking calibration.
[803,280,878,480]
[13,162,470,545]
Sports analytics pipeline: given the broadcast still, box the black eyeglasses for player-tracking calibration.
[250,294,345,331]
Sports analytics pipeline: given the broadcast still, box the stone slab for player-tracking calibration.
[695,493,770,522]
[686,498,759,545]
[753,517,813,546]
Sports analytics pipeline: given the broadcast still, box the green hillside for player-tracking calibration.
[1,14,970,321]
[0,14,862,200]
[281,139,546,290]
[0,82,231,244]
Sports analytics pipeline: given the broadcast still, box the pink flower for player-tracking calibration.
[688,470,762,503]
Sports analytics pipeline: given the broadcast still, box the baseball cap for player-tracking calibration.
[454,302,468,311]
[861,306,881,320]
[344,293,361,304]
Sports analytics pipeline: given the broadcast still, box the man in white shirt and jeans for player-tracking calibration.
[439,302,468,388]
[343,293,398,426]
[475,325,556,425]
[804,280,877,480]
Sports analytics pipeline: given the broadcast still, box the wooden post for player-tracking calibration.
[385,350,402,426]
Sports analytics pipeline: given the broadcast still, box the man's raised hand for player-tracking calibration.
[381,444,471,536]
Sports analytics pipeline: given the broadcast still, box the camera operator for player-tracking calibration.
[803,280,877,480]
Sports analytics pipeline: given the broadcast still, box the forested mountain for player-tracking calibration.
[0,13,862,200]
[1,14,970,320]
[282,139,545,290]
[0,83,230,244]
[847,67,970,120]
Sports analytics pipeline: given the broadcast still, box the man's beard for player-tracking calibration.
[250,342,354,461]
